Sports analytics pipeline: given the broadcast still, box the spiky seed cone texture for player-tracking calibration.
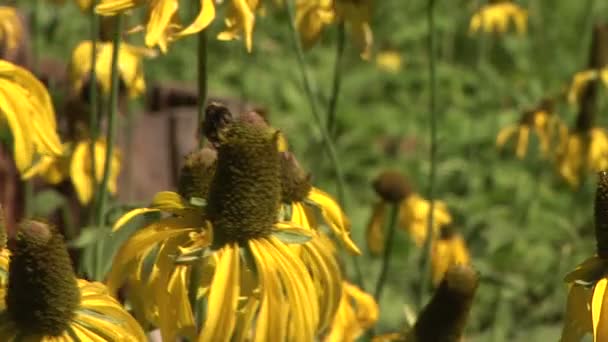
[178,147,217,201]
[6,221,80,336]
[407,264,479,342]
[595,171,608,257]
[280,152,312,203]
[206,121,281,247]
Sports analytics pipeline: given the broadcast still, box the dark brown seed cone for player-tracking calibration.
[207,122,281,247]
[6,221,80,336]
[408,265,479,342]
[595,171,608,258]
[202,103,235,147]
[575,24,608,132]
[373,171,411,203]
[0,206,6,250]
[280,152,312,203]
[178,147,217,201]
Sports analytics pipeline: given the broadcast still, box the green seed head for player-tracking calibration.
[178,147,217,201]
[409,264,479,342]
[280,152,312,203]
[596,171,608,257]
[6,221,80,336]
[207,122,281,247]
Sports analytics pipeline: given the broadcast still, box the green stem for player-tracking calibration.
[418,0,438,310]
[95,14,123,227]
[88,2,100,225]
[373,204,400,301]
[285,0,346,205]
[326,22,346,137]
[197,29,208,148]
[285,0,362,286]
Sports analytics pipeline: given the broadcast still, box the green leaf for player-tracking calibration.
[31,189,65,217]
[68,225,109,248]
[189,197,207,207]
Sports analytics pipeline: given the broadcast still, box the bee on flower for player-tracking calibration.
[469,1,528,35]
[496,99,562,159]
[0,220,146,341]
[106,103,358,341]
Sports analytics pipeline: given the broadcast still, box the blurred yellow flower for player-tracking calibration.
[0,7,24,62]
[324,281,379,342]
[23,139,121,204]
[335,0,373,59]
[69,40,151,98]
[366,192,452,255]
[376,50,403,73]
[469,2,528,35]
[400,193,452,247]
[0,60,63,173]
[431,227,471,286]
[96,0,216,53]
[568,68,608,105]
[556,127,608,187]
[217,0,261,52]
[295,0,373,59]
[496,104,561,159]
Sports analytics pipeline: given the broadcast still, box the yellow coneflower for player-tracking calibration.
[217,0,262,52]
[0,59,63,173]
[95,0,216,53]
[469,1,528,35]
[108,118,349,341]
[556,127,608,188]
[431,226,471,286]
[69,40,151,99]
[496,100,561,159]
[0,7,26,64]
[567,68,608,105]
[366,171,452,254]
[562,172,608,341]
[0,220,146,341]
[23,138,121,204]
[295,0,373,59]
[324,281,379,342]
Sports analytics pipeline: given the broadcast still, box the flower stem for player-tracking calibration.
[373,204,399,301]
[326,22,346,137]
[197,29,208,148]
[418,0,438,310]
[285,0,363,286]
[95,14,122,225]
[88,2,100,225]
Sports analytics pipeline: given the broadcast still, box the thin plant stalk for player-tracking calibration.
[197,29,208,147]
[327,22,346,137]
[285,0,363,287]
[418,0,438,309]
[373,204,400,301]
[95,14,123,227]
[88,2,100,224]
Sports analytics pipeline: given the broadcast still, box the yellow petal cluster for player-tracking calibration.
[0,60,63,173]
[217,0,261,52]
[0,7,25,63]
[324,281,379,342]
[496,108,561,159]
[95,0,216,53]
[23,139,122,204]
[295,0,373,59]
[469,2,528,35]
[567,68,608,105]
[69,40,150,98]
[556,128,608,187]
[430,232,471,286]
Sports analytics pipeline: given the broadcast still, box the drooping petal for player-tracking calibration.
[561,284,593,342]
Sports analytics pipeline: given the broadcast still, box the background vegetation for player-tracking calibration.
[16,0,608,340]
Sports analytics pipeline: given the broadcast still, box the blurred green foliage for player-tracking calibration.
[19,0,608,340]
